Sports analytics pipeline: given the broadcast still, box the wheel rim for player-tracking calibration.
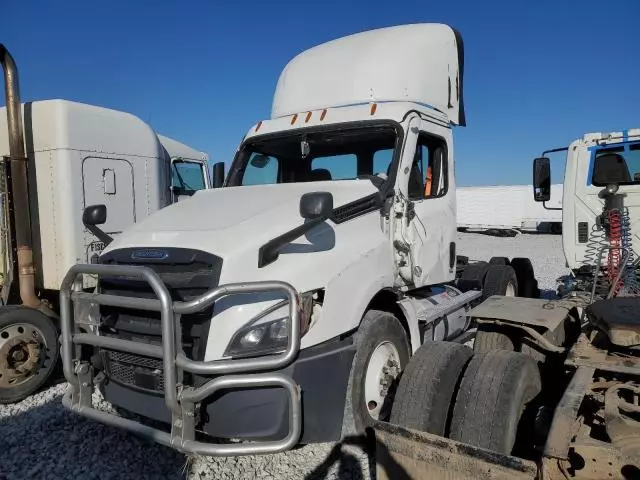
[505,283,516,297]
[0,323,47,388]
[364,341,401,420]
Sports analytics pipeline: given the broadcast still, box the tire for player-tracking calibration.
[459,262,489,291]
[475,322,565,363]
[449,350,541,455]
[510,258,539,298]
[0,306,59,404]
[489,257,510,266]
[474,325,515,353]
[342,310,410,435]
[473,266,517,353]
[482,265,518,299]
[390,341,472,436]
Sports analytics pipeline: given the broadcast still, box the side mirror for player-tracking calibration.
[533,157,551,202]
[83,204,107,226]
[82,204,113,247]
[300,192,333,220]
[250,154,271,169]
[212,161,225,188]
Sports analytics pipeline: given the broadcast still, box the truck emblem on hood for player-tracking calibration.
[131,249,169,260]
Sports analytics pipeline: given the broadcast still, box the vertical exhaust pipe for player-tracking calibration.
[0,44,46,312]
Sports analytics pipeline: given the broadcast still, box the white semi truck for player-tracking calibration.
[0,44,223,403]
[60,24,538,456]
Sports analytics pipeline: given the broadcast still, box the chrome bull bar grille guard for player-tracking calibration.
[59,263,302,456]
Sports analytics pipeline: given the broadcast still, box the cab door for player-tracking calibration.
[82,156,135,262]
[395,116,456,287]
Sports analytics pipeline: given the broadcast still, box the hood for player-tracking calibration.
[104,180,387,290]
[111,180,378,239]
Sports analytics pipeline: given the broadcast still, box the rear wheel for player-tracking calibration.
[342,310,410,435]
[460,262,489,284]
[510,257,539,298]
[474,265,519,353]
[0,307,59,404]
[482,265,518,299]
[390,341,472,436]
[474,325,515,353]
[489,257,510,266]
[449,350,541,455]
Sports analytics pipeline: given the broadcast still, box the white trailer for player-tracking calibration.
[60,23,539,457]
[456,184,562,233]
[0,44,223,403]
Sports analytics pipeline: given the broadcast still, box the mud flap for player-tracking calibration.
[373,421,538,480]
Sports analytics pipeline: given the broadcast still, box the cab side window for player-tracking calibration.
[408,134,448,200]
[171,161,206,194]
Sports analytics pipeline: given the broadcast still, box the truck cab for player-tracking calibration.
[0,95,211,404]
[60,24,523,456]
[533,129,640,274]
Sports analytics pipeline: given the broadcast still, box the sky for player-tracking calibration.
[2,0,639,186]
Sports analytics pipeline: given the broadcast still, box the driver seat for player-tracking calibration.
[306,169,332,182]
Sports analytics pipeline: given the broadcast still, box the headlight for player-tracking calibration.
[224,290,317,358]
[225,316,290,357]
[73,284,101,333]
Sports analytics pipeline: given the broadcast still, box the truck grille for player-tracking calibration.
[95,247,223,391]
[105,350,165,392]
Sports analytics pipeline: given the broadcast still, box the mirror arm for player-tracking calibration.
[541,146,569,157]
[85,224,113,247]
[258,216,325,268]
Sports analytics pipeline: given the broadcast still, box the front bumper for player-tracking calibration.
[60,263,304,456]
[99,335,355,444]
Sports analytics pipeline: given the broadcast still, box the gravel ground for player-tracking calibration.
[0,232,569,480]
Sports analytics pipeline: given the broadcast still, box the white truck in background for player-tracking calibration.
[0,44,224,403]
[60,23,539,456]
[456,184,562,234]
[535,133,640,273]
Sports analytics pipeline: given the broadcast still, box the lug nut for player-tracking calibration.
[12,350,26,362]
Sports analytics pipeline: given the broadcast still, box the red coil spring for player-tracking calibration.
[608,209,623,296]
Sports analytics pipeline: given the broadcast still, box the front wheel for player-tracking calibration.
[0,307,59,404]
[342,310,410,435]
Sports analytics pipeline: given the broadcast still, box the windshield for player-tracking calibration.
[228,124,399,187]
[171,160,206,194]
